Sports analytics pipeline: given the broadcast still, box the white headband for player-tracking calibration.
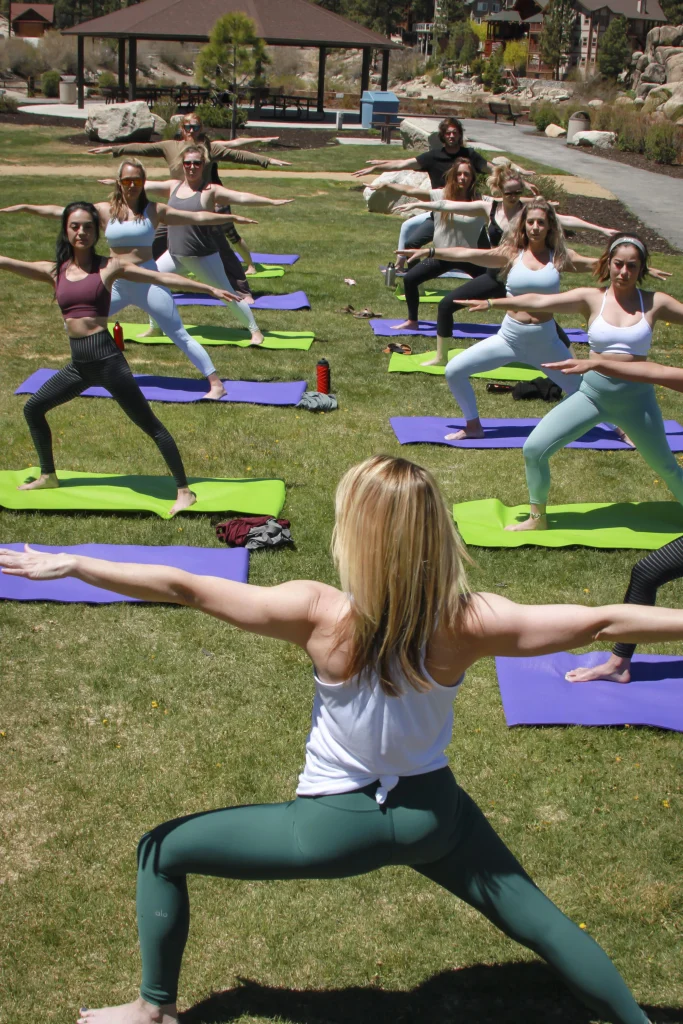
[609,236,646,258]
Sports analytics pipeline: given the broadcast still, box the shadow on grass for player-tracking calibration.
[180,964,683,1024]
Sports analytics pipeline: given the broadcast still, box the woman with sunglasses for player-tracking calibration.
[89,113,289,296]
[138,144,295,346]
[1,160,257,398]
[0,201,237,512]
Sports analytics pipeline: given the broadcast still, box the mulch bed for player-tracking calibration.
[555,193,678,255]
[575,143,683,180]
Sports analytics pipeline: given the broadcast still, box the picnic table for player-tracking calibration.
[251,86,322,121]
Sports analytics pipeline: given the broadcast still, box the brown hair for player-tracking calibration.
[593,234,650,282]
[108,158,148,222]
[332,455,471,696]
[498,198,569,276]
[438,116,463,143]
[443,156,478,202]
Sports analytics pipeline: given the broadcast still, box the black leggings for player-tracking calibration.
[613,537,683,659]
[436,270,506,337]
[23,335,189,488]
[404,258,487,322]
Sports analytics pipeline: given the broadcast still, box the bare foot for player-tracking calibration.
[203,382,226,401]
[505,514,548,532]
[249,331,264,346]
[565,656,631,684]
[245,264,257,275]
[421,355,448,367]
[445,427,485,442]
[242,294,255,305]
[138,325,163,338]
[615,428,635,448]
[18,473,59,491]
[392,320,418,330]
[169,488,197,516]
[77,995,178,1024]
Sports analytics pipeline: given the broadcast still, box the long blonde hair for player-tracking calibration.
[486,162,522,197]
[108,158,148,222]
[497,198,569,277]
[332,455,471,696]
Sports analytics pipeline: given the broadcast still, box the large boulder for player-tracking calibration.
[399,116,441,151]
[666,52,683,83]
[588,97,604,107]
[363,170,430,214]
[636,80,659,98]
[636,53,649,71]
[640,61,667,84]
[649,24,683,48]
[568,130,617,149]
[85,101,155,143]
[545,122,567,137]
[615,94,635,105]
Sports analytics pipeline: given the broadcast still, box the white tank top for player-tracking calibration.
[588,289,653,357]
[296,662,463,804]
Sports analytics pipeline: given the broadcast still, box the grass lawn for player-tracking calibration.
[0,145,682,1024]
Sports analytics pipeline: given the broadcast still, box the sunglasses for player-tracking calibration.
[183,124,202,132]
[183,160,204,168]
[503,190,523,198]
[120,176,144,187]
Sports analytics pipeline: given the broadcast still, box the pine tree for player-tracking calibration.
[660,0,683,22]
[539,0,577,80]
[598,15,632,80]
[195,14,268,139]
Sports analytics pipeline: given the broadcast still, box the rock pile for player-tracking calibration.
[631,23,683,122]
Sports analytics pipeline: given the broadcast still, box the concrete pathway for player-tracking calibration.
[461,119,683,251]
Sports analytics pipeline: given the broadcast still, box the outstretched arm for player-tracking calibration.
[541,358,683,391]
[456,286,595,316]
[133,179,174,198]
[398,245,506,269]
[558,214,618,238]
[210,185,294,207]
[0,254,55,284]
[0,203,64,218]
[653,291,683,325]
[399,198,491,215]
[157,206,258,228]
[367,182,431,200]
[352,157,421,178]
[0,548,327,647]
[112,262,237,301]
[463,591,683,657]
[89,142,165,158]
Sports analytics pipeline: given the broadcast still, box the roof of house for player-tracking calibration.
[63,0,402,46]
[513,0,665,19]
[10,3,54,22]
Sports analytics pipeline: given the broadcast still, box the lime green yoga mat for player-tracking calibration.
[0,469,286,520]
[389,349,545,382]
[120,324,315,350]
[245,263,285,279]
[396,287,450,304]
[453,498,683,549]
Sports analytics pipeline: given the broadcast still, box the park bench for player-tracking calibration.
[489,101,520,125]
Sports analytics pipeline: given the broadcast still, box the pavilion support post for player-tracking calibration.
[77,35,85,109]
[317,46,327,115]
[360,46,371,112]
[118,38,126,94]
[128,36,137,101]
[380,48,389,91]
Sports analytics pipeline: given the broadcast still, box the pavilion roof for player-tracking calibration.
[63,0,403,47]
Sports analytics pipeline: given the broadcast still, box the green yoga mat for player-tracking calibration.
[388,349,545,382]
[453,498,683,549]
[395,286,452,304]
[0,469,286,520]
[120,324,315,350]
[245,263,285,279]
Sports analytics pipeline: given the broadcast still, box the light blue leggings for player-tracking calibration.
[524,370,683,505]
[156,250,258,333]
[109,261,216,378]
[444,315,580,422]
[398,211,432,250]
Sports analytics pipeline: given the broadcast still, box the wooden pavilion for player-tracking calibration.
[63,0,402,111]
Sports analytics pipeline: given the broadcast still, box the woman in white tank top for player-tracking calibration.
[2,454,677,1024]
[458,234,683,532]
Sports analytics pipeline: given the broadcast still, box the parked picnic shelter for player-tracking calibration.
[63,0,402,112]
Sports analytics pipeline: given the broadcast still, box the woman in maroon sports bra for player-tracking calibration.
[0,201,236,515]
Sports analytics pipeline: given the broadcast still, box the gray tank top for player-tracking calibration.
[167,183,217,258]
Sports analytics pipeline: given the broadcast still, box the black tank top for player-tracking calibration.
[488,200,504,248]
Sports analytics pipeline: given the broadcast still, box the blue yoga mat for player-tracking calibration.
[371,319,590,343]
[172,290,310,310]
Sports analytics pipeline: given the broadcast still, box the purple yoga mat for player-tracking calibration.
[496,651,683,732]
[391,416,683,451]
[0,543,249,603]
[16,370,307,407]
[173,290,311,310]
[371,319,590,344]
[241,253,299,265]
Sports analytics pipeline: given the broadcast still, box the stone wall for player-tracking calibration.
[631,23,683,122]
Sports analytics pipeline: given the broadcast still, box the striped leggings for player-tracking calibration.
[23,332,188,488]
[613,536,683,659]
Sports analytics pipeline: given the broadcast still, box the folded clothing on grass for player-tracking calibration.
[0,543,249,603]
[216,515,293,550]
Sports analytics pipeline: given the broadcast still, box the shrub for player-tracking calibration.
[194,102,248,130]
[644,120,679,164]
[430,70,444,86]
[503,39,528,75]
[530,99,561,132]
[41,69,61,97]
[98,70,117,91]
[152,98,178,124]
[36,30,77,74]
[616,110,646,152]
[0,92,20,113]
[530,174,569,204]
[0,37,43,78]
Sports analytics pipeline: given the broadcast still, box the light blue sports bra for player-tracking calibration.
[105,204,156,249]
[506,250,560,297]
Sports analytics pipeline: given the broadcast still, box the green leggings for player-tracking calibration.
[136,767,647,1022]
[523,371,683,506]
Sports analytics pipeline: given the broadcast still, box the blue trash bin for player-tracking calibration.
[360,90,400,130]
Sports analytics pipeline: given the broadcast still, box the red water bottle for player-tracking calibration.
[113,321,125,351]
[316,358,330,395]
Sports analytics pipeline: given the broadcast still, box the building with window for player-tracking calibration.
[9,3,54,38]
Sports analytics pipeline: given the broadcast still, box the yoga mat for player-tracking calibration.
[243,263,285,279]
[172,290,310,310]
[495,652,683,732]
[0,543,249,604]
[388,349,546,382]
[391,417,683,451]
[371,319,590,344]
[16,370,307,407]
[120,324,315,351]
[242,253,299,265]
[452,498,683,549]
[0,469,286,520]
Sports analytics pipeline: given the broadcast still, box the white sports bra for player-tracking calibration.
[588,289,653,357]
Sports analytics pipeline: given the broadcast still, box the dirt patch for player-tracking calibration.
[574,144,683,180]
[558,193,678,255]
[0,110,90,128]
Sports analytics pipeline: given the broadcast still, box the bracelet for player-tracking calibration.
[529,511,546,520]
[428,246,435,259]
[486,298,493,310]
